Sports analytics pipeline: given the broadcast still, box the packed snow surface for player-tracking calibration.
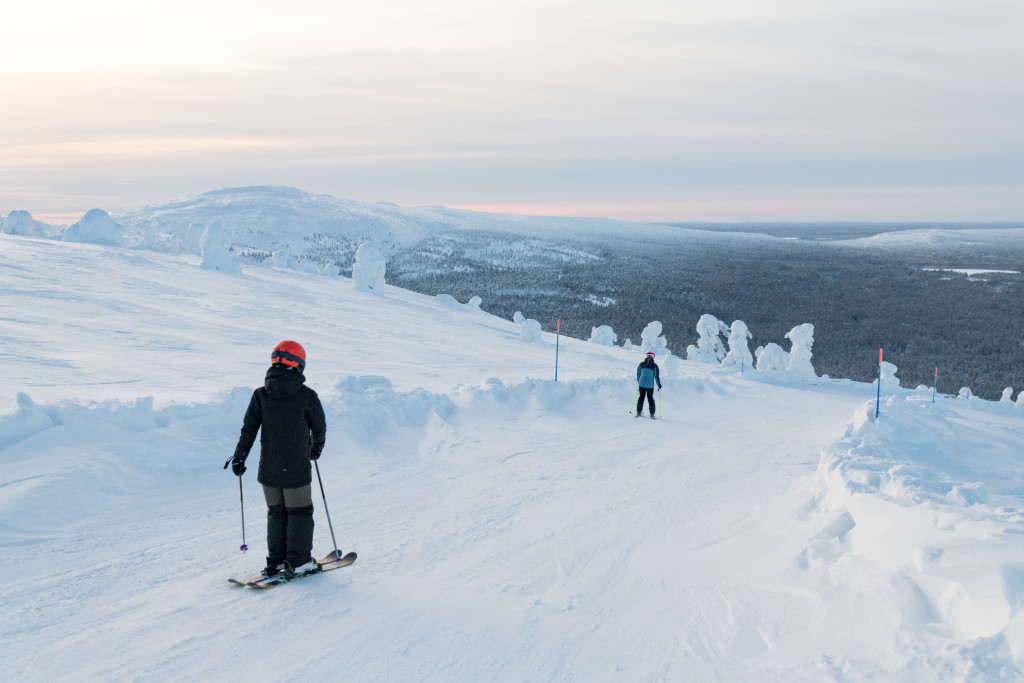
[3,233,1024,681]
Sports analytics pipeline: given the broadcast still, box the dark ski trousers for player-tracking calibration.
[263,484,314,567]
[637,387,656,416]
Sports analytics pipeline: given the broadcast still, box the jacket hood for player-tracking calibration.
[264,364,306,399]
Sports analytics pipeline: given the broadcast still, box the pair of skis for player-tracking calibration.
[229,550,357,589]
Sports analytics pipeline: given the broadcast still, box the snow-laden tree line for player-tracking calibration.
[585,315,818,380]
[388,231,1024,400]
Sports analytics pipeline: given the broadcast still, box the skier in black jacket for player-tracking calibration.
[230,340,327,577]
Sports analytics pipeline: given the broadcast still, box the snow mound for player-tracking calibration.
[809,394,1024,673]
[62,209,126,247]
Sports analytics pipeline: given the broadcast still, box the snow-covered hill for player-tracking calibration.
[2,233,1024,681]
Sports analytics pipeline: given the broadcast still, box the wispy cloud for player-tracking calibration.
[1,0,1021,219]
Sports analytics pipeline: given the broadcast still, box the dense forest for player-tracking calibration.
[385,229,1024,400]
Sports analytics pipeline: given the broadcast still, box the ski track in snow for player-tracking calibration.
[2,234,1024,681]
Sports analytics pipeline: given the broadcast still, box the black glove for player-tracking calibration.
[230,456,246,476]
[311,448,322,461]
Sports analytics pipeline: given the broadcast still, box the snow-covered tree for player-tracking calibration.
[873,361,900,388]
[184,223,205,255]
[687,314,727,363]
[62,209,125,247]
[756,343,789,372]
[721,320,753,368]
[520,318,543,344]
[3,210,43,237]
[640,321,669,355]
[513,311,525,325]
[589,325,617,347]
[785,323,816,378]
[353,241,386,293]
[199,222,241,273]
[1000,387,1014,403]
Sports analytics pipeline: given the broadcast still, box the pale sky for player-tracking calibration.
[1,0,1022,222]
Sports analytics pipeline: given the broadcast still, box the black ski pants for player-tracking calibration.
[263,484,314,566]
[637,387,656,416]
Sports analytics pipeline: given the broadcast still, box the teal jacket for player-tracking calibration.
[637,359,662,389]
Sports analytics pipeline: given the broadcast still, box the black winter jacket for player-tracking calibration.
[233,365,327,488]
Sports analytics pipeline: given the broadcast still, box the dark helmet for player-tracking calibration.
[271,340,306,372]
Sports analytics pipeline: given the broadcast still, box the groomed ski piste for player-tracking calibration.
[2,233,1024,682]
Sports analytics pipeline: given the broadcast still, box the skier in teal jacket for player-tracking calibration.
[636,351,662,418]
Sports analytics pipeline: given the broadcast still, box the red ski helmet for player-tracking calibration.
[271,340,306,371]
[645,351,656,358]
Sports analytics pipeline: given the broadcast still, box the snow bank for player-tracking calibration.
[436,294,484,311]
[809,394,1024,673]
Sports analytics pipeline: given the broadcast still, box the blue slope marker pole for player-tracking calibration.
[875,348,883,419]
[555,319,560,382]
[932,367,938,403]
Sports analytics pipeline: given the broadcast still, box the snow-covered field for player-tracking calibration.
[3,233,1024,681]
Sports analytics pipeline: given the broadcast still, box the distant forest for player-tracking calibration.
[386,229,1024,400]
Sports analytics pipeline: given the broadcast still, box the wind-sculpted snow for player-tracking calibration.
[808,394,1024,675]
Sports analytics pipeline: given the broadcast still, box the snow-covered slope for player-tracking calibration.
[2,233,1024,681]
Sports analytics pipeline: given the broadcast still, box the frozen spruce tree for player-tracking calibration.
[271,250,294,268]
[513,311,525,325]
[353,241,386,293]
[520,318,543,344]
[687,314,728,363]
[721,320,753,369]
[640,321,669,354]
[1000,388,1014,403]
[199,222,241,273]
[589,325,617,347]
[785,323,816,378]
[873,361,900,388]
[3,210,44,237]
[756,343,789,372]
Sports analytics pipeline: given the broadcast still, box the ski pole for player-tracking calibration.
[659,388,662,417]
[630,387,639,414]
[314,460,341,561]
[238,475,248,553]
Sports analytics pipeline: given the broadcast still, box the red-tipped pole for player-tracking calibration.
[875,348,883,419]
